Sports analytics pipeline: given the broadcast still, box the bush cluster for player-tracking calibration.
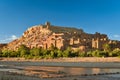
[0,45,120,59]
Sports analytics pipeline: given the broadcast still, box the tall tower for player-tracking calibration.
[45,22,50,29]
[92,38,99,49]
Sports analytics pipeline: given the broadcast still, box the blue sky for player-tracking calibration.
[0,0,120,43]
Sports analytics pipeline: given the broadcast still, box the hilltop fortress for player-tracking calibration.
[2,22,120,51]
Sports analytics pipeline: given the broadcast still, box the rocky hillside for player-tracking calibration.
[3,22,85,50]
[5,25,51,50]
[2,22,111,51]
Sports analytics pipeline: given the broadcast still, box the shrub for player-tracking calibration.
[91,50,101,57]
[110,48,120,57]
[0,49,2,57]
[63,47,72,57]
[78,52,86,57]
[9,51,19,57]
[2,50,11,57]
[57,50,63,57]
[30,48,41,56]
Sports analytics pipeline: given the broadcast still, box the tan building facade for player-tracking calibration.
[2,22,120,51]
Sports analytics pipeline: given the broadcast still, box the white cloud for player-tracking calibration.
[11,35,18,40]
[113,35,120,38]
[0,35,18,43]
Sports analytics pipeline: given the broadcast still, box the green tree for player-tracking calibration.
[2,50,11,57]
[78,51,86,57]
[98,51,108,57]
[91,50,108,57]
[70,51,78,57]
[0,49,2,57]
[30,48,42,56]
[86,51,92,57]
[91,50,100,57]
[103,43,111,52]
[50,51,55,58]
[41,49,50,58]
[18,45,30,57]
[63,47,72,57]
[9,51,19,57]
[110,48,120,57]
[57,49,63,57]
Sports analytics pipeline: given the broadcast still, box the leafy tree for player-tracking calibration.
[103,43,111,52]
[50,51,55,58]
[78,51,86,57]
[57,49,63,57]
[86,51,92,57]
[18,45,30,57]
[0,49,2,57]
[9,51,19,57]
[41,49,50,58]
[110,48,120,57]
[98,51,108,57]
[2,50,11,57]
[91,50,108,57]
[91,50,100,57]
[70,51,78,57]
[30,48,41,56]
[63,47,72,57]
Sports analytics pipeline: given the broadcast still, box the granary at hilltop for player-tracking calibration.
[3,22,120,51]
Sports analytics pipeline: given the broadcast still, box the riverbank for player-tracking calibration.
[0,57,120,80]
[0,57,120,62]
[0,65,120,80]
[0,70,120,80]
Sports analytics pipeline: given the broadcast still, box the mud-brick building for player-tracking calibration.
[2,22,120,51]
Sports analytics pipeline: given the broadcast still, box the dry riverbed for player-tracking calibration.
[0,57,120,80]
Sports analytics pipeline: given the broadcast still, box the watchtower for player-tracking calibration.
[45,22,50,29]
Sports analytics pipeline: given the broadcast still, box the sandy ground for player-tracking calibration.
[0,57,120,62]
[0,71,120,80]
[1,57,119,68]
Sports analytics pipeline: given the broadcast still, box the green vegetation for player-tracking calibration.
[1,45,120,59]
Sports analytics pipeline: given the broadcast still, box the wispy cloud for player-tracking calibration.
[11,35,18,40]
[0,35,18,43]
[113,35,120,38]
